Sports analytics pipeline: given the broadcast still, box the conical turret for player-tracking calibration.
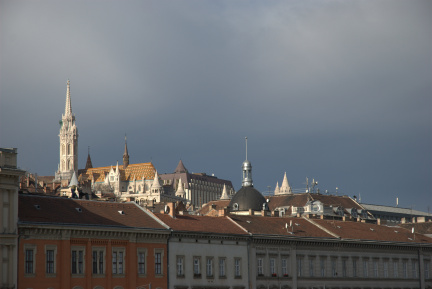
[279,172,292,194]
[220,184,230,200]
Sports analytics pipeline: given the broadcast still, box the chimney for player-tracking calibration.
[249,209,253,216]
[357,216,360,222]
[271,210,279,217]
[342,216,346,222]
[219,207,228,217]
[320,215,324,220]
[297,213,301,218]
[168,202,175,218]
[401,217,406,224]
[377,218,381,225]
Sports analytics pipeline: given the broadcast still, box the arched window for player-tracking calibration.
[61,144,65,155]
[67,144,71,155]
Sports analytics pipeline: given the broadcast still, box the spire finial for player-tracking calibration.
[245,136,248,160]
[65,79,72,116]
[123,133,129,169]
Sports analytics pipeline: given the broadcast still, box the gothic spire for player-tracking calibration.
[85,146,93,169]
[280,172,292,194]
[64,79,72,116]
[220,184,230,200]
[123,134,129,169]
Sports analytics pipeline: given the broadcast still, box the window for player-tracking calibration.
[72,248,84,275]
[137,249,146,275]
[393,261,399,278]
[425,261,430,279]
[331,258,337,277]
[257,258,263,276]
[282,258,288,276]
[92,248,105,275]
[412,260,418,278]
[177,256,184,277]
[234,258,241,278]
[154,250,163,275]
[403,261,408,278]
[270,258,276,275]
[373,260,378,277]
[384,261,389,278]
[353,260,357,277]
[46,249,55,274]
[25,249,35,275]
[219,258,226,278]
[309,259,314,277]
[206,257,213,277]
[193,256,201,277]
[297,258,303,277]
[342,259,347,277]
[112,248,125,275]
[363,260,369,278]
[320,258,325,277]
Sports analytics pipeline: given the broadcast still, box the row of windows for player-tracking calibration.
[24,245,164,277]
[176,256,242,279]
[257,255,430,279]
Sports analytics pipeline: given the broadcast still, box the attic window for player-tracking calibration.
[34,205,41,210]
[118,210,125,215]
[75,208,82,212]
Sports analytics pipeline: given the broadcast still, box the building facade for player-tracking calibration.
[0,148,25,289]
[159,160,235,208]
[18,195,170,289]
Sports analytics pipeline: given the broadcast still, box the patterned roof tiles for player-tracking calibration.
[81,162,156,182]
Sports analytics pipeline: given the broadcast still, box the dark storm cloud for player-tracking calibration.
[1,1,431,211]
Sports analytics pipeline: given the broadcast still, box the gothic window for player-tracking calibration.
[62,144,65,155]
[67,144,71,155]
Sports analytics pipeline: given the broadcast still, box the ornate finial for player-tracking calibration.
[245,137,248,160]
[65,79,72,116]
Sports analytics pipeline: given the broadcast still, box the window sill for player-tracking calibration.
[193,274,202,279]
[92,274,106,278]
[45,273,57,278]
[113,274,126,278]
[177,274,185,279]
[137,274,147,278]
[72,274,85,278]
[24,273,35,278]
[155,274,164,278]
[234,276,242,279]
[219,276,227,279]
[206,275,214,279]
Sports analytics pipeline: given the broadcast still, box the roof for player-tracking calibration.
[311,218,432,243]
[229,186,267,212]
[80,162,156,183]
[229,215,336,238]
[198,199,231,216]
[266,193,364,211]
[362,203,431,217]
[19,194,167,230]
[155,213,248,235]
[174,160,188,173]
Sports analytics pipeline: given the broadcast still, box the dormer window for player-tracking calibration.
[233,203,239,211]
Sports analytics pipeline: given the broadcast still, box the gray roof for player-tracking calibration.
[229,186,267,212]
[362,203,431,217]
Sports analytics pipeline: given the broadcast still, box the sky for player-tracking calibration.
[1,0,431,212]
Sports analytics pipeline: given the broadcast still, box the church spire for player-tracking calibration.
[279,172,292,194]
[65,79,72,116]
[123,134,129,169]
[220,184,230,200]
[85,146,93,169]
[242,137,253,187]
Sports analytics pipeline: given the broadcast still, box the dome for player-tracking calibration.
[229,186,267,212]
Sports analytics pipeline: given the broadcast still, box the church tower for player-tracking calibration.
[55,80,78,183]
[123,134,129,169]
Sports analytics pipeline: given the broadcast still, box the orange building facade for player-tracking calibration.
[17,195,170,289]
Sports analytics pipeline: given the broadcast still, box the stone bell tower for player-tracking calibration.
[55,80,78,183]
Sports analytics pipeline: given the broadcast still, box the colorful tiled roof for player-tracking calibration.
[80,162,156,183]
[19,194,167,230]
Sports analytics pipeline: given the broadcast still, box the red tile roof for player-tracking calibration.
[311,218,432,243]
[154,213,247,235]
[19,195,167,230]
[198,200,231,216]
[229,215,335,238]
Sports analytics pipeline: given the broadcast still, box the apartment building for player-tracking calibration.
[17,195,170,289]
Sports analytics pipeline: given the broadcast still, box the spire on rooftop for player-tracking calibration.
[85,146,93,169]
[280,172,292,194]
[174,160,188,174]
[123,134,129,169]
[220,184,230,200]
[64,79,72,116]
[242,137,253,187]
[274,181,280,195]
[175,178,185,198]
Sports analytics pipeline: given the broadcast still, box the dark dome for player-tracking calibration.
[229,186,267,212]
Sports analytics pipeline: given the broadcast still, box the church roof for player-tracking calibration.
[80,162,156,182]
